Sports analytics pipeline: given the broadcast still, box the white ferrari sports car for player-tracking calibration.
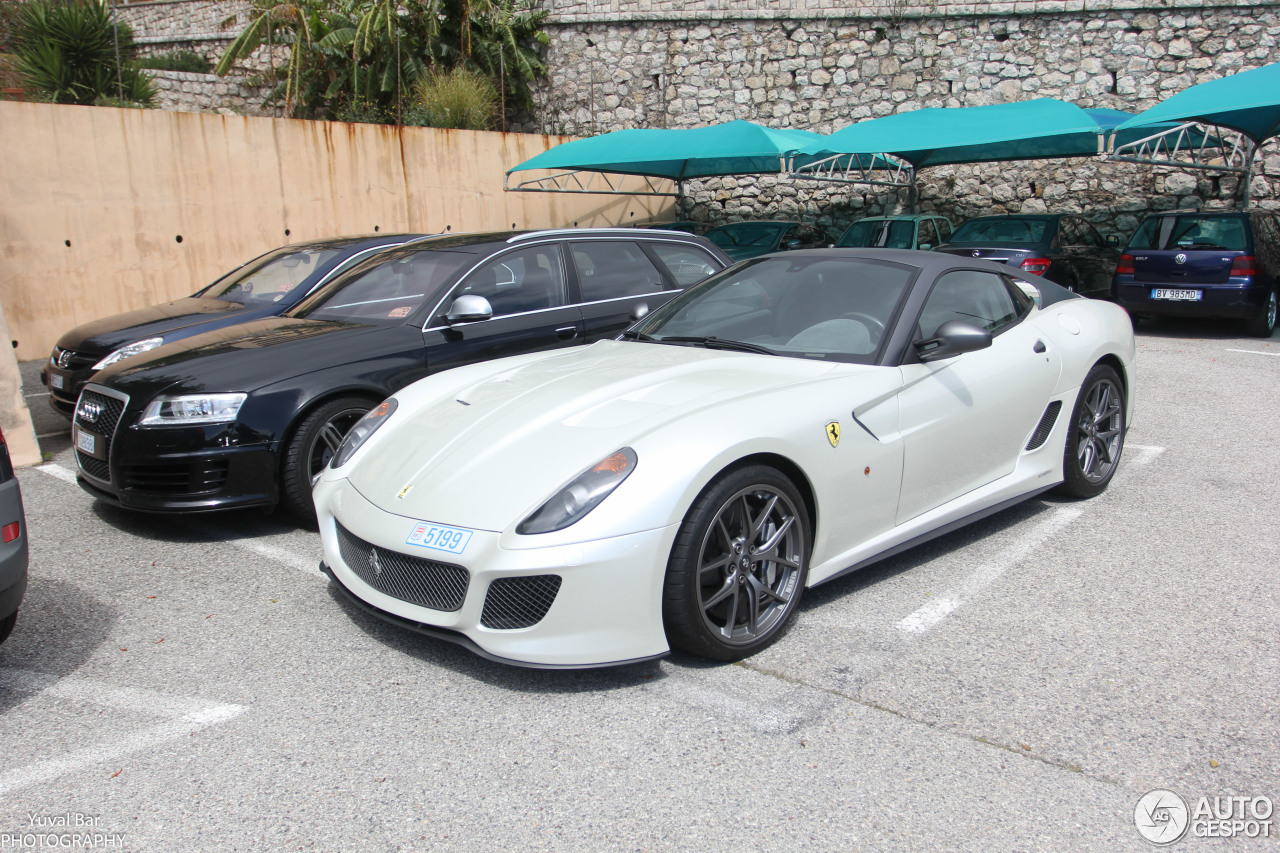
[315,249,1135,668]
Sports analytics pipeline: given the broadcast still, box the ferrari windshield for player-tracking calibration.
[292,250,471,323]
[634,256,916,364]
[200,247,345,305]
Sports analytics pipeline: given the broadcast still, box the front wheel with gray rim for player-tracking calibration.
[663,465,810,661]
[281,396,373,523]
[1245,287,1277,338]
[1056,364,1125,499]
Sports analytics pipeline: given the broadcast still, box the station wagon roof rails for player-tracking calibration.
[507,228,686,243]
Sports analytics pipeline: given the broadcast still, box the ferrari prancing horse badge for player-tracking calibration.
[826,421,841,448]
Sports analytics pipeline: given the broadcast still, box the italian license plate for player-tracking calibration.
[1152,288,1202,301]
[49,373,64,390]
[74,426,98,456]
[406,521,473,555]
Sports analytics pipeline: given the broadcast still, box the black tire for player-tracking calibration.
[1245,287,1277,338]
[1055,364,1125,499]
[0,611,16,646]
[662,465,810,661]
[281,396,373,523]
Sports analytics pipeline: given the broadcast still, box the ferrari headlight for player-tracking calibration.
[93,337,164,370]
[139,393,247,426]
[330,398,397,470]
[517,448,637,535]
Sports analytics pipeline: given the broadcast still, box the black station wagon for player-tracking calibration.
[70,229,730,521]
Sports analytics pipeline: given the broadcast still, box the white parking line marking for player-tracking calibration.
[897,507,1084,634]
[25,391,51,398]
[898,443,1166,634]
[30,463,323,579]
[34,462,78,484]
[1225,348,1280,357]
[36,431,68,439]
[216,533,326,579]
[0,668,246,795]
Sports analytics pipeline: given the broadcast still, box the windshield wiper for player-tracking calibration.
[619,329,657,342]
[657,335,776,355]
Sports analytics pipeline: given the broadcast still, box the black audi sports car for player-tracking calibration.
[42,233,425,416]
[71,229,730,522]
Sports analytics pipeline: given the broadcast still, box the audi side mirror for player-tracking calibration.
[445,294,493,324]
[630,302,650,321]
[915,319,992,362]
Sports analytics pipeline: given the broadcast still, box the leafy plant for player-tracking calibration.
[11,0,155,106]
[410,65,497,129]
[138,49,212,74]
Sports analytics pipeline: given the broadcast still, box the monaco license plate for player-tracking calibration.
[406,521,473,556]
[1152,288,1202,301]
[74,426,98,456]
[49,373,65,390]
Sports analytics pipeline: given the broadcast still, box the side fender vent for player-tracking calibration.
[1026,400,1063,451]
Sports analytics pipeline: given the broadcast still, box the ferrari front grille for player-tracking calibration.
[1026,400,1063,451]
[336,521,469,612]
[480,575,562,629]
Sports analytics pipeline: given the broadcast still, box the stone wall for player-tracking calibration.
[112,0,1280,239]
[528,4,1280,238]
[151,70,278,116]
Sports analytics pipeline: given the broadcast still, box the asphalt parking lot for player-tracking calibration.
[2,318,1277,852]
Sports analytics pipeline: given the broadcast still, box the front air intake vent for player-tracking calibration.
[1026,400,1063,451]
[481,575,562,629]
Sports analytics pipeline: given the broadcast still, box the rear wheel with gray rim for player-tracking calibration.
[281,396,372,523]
[1056,364,1125,499]
[663,466,810,661]
[1245,287,1277,338]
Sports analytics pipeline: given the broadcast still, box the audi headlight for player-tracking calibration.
[330,398,397,470]
[517,448,637,535]
[139,393,247,426]
[93,337,164,370]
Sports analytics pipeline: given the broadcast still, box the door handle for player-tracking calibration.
[555,326,579,340]
[1033,340,1047,354]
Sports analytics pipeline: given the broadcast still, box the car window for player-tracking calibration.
[884,220,915,249]
[917,220,939,249]
[917,270,1022,337]
[1056,218,1081,247]
[203,247,344,305]
[1128,215,1249,251]
[298,250,469,322]
[645,243,722,286]
[450,246,567,318]
[936,218,952,241]
[1078,220,1106,248]
[706,222,788,249]
[951,218,1049,243]
[570,241,666,302]
[836,220,887,248]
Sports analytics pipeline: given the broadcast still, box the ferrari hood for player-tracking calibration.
[347,341,846,530]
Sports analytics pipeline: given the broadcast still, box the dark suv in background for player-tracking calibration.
[1112,209,1279,337]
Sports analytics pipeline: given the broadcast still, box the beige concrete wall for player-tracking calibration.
[0,101,673,361]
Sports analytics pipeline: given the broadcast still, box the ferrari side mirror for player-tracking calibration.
[915,319,993,362]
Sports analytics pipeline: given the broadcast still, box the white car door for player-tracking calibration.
[895,269,1061,525]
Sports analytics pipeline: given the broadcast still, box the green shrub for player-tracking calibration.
[12,0,155,106]
[138,49,212,74]
[410,66,497,130]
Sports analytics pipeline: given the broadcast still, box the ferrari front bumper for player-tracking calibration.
[314,478,676,668]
